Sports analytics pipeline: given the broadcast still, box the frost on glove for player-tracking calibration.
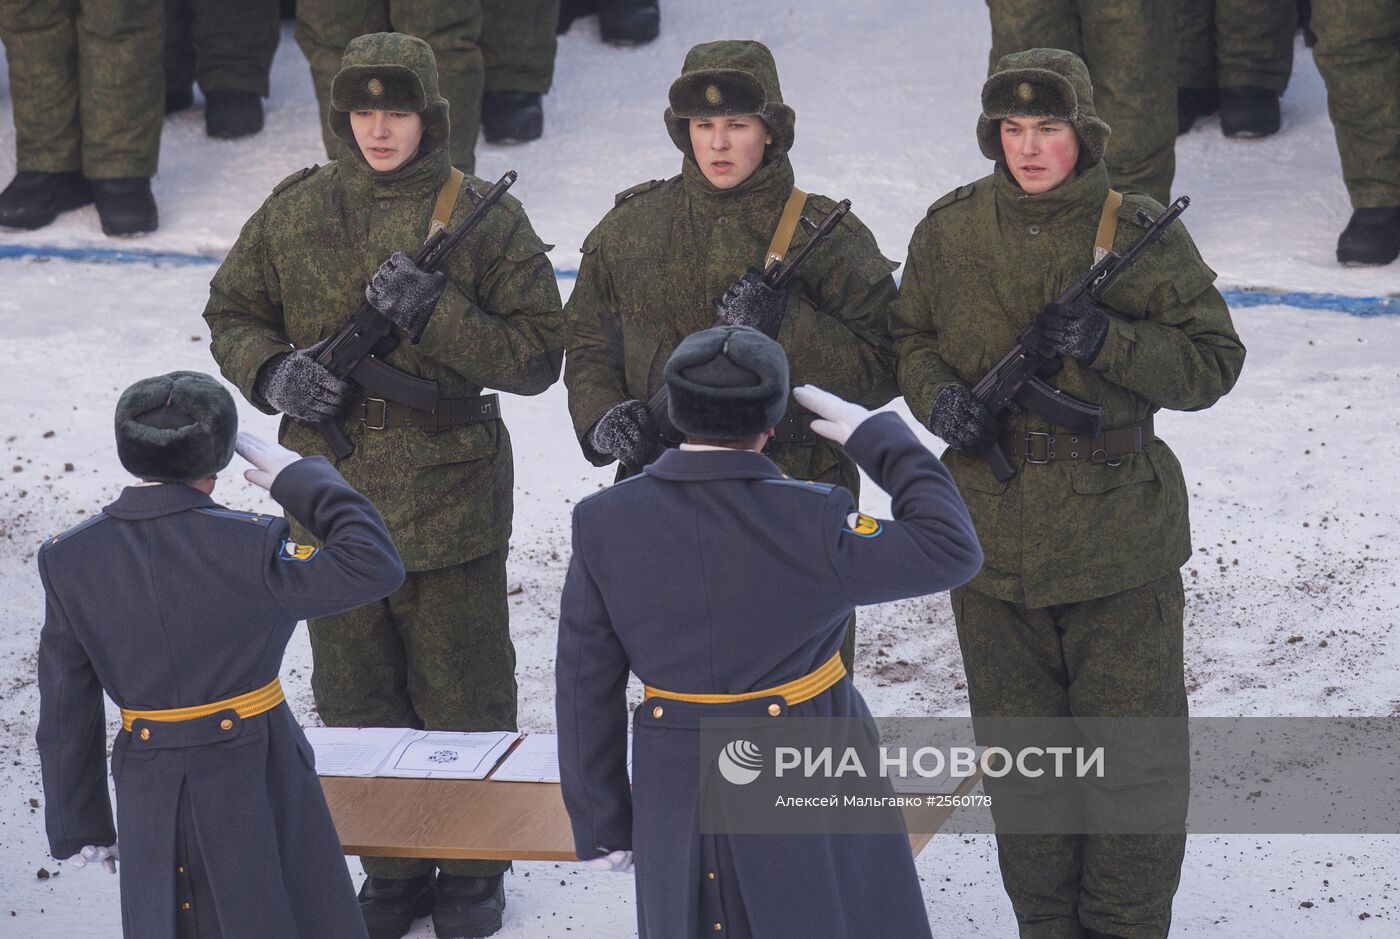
[713,270,788,339]
[364,251,448,343]
[254,337,354,423]
[1034,297,1109,364]
[589,399,665,468]
[927,384,999,450]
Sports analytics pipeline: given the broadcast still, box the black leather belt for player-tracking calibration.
[1000,415,1154,466]
[360,393,501,433]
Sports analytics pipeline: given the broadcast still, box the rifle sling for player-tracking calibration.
[1094,189,1123,263]
[764,187,808,268]
[360,393,501,433]
[429,167,466,237]
[1000,415,1153,465]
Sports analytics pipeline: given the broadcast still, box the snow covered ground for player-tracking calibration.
[2,3,1398,937]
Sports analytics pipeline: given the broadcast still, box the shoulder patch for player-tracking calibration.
[759,477,837,495]
[926,184,977,218]
[614,179,666,206]
[843,512,883,538]
[278,539,319,562]
[577,471,650,504]
[43,513,109,548]
[271,164,319,197]
[195,507,275,525]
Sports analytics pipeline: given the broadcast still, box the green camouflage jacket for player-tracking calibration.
[204,143,563,570]
[890,161,1245,606]
[563,154,900,492]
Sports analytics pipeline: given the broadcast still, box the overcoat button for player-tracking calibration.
[713,924,723,932]
[177,866,185,874]
[181,902,191,910]
[1028,225,1041,235]
[707,871,716,880]
[378,200,391,210]
[767,703,781,717]
[652,705,664,719]
[220,719,234,731]
[139,728,150,741]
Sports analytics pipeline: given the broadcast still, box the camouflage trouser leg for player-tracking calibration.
[165,0,280,97]
[1311,0,1400,208]
[0,0,163,177]
[987,0,1177,204]
[295,0,483,173]
[480,0,559,95]
[1175,0,1217,90]
[952,572,1189,939]
[309,547,517,879]
[1213,0,1297,93]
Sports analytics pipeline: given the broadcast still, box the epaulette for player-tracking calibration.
[759,477,836,495]
[614,179,666,207]
[271,164,319,197]
[42,513,109,549]
[195,507,276,525]
[577,471,649,504]
[926,184,976,218]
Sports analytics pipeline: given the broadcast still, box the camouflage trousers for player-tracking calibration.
[295,0,484,174]
[309,547,517,879]
[481,0,559,95]
[952,572,1189,939]
[1176,0,1298,94]
[1311,0,1400,208]
[0,0,164,177]
[164,0,280,98]
[986,0,1177,204]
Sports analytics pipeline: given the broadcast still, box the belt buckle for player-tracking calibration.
[361,397,388,431]
[1024,431,1055,464]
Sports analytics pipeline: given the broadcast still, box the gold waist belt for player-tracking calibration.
[120,677,285,732]
[643,651,846,706]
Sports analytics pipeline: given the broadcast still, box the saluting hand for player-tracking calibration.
[65,843,118,874]
[236,431,304,490]
[793,385,872,446]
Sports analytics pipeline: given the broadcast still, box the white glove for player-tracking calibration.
[65,843,119,874]
[235,431,304,491]
[582,849,635,873]
[792,385,873,446]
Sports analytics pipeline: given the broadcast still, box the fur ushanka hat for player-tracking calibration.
[977,47,1110,169]
[664,325,789,439]
[115,371,238,482]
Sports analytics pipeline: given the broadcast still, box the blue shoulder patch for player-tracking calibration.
[277,538,319,563]
[42,513,110,549]
[842,513,883,539]
[195,507,275,525]
[577,471,649,505]
[758,478,836,495]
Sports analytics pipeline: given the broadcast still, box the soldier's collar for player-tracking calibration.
[645,446,785,481]
[104,483,218,520]
[992,159,1108,226]
[681,153,794,214]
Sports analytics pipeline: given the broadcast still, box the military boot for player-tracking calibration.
[357,873,435,939]
[482,91,544,144]
[431,873,506,938]
[166,84,195,114]
[1176,88,1219,135]
[0,172,94,231]
[205,91,265,139]
[90,178,159,236]
[1219,87,1281,138]
[599,0,659,45]
[1336,207,1400,266]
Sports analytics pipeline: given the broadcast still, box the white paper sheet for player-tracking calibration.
[488,733,633,783]
[302,727,415,777]
[377,730,521,780]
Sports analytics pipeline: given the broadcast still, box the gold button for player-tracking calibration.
[713,924,723,932]
[177,866,185,874]
[707,871,716,880]
[139,728,150,741]
[768,703,781,717]
[220,719,233,731]
[181,902,191,910]
[652,705,664,719]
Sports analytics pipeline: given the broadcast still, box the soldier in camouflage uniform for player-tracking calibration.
[295,1,485,173]
[986,0,1177,204]
[890,49,1245,938]
[562,38,900,669]
[203,32,563,939]
[1175,0,1297,138]
[1310,0,1400,266]
[479,0,559,144]
[0,0,163,233]
[164,0,281,138]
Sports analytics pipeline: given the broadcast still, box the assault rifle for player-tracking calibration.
[970,195,1190,482]
[309,170,518,459]
[645,198,852,446]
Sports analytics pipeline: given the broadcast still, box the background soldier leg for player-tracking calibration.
[389,0,484,174]
[77,0,164,180]
[398,549,517,879]
[1174,0,1220,133]
[188,0,280,137]
[1214,0,1297,137]
[479,0,559,143]
[0,0,82,174]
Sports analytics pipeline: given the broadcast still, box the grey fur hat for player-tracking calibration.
[115,371,238,482]
[664,325,789,439]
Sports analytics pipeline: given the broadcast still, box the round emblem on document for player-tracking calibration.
[1015,81,1035,104]
[704,84,723,106]
[367,78,385,98]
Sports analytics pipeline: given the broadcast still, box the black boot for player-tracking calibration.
[205,91,265,139]
[1336,207,1400,266]
[166,84,194,114]
[1176,87,1219,135]
[482,91,544,144]
[598,0,658,45]
[431,873,506,938]
[89,178,158,236]
[357,873,435,939]
[558,0,597,34]
[1219,86,1281,138]
[0,171,93,230]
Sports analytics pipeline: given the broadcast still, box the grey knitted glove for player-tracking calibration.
[927,384,999,450]
[1034,298,1110,364]
[714,270,787,339]
[589,399,665,468]
[254,338,353,423]
[364,251,448,342]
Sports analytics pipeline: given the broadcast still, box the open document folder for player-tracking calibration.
[303,729,633,782]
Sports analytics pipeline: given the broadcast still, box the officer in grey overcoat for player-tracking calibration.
[555,326,984,938]
[35,371,405,939]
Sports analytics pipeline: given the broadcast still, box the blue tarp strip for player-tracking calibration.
[3,243,1396,316]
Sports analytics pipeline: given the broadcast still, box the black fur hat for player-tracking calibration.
[664,325,789,439]
[114,371,238,482]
